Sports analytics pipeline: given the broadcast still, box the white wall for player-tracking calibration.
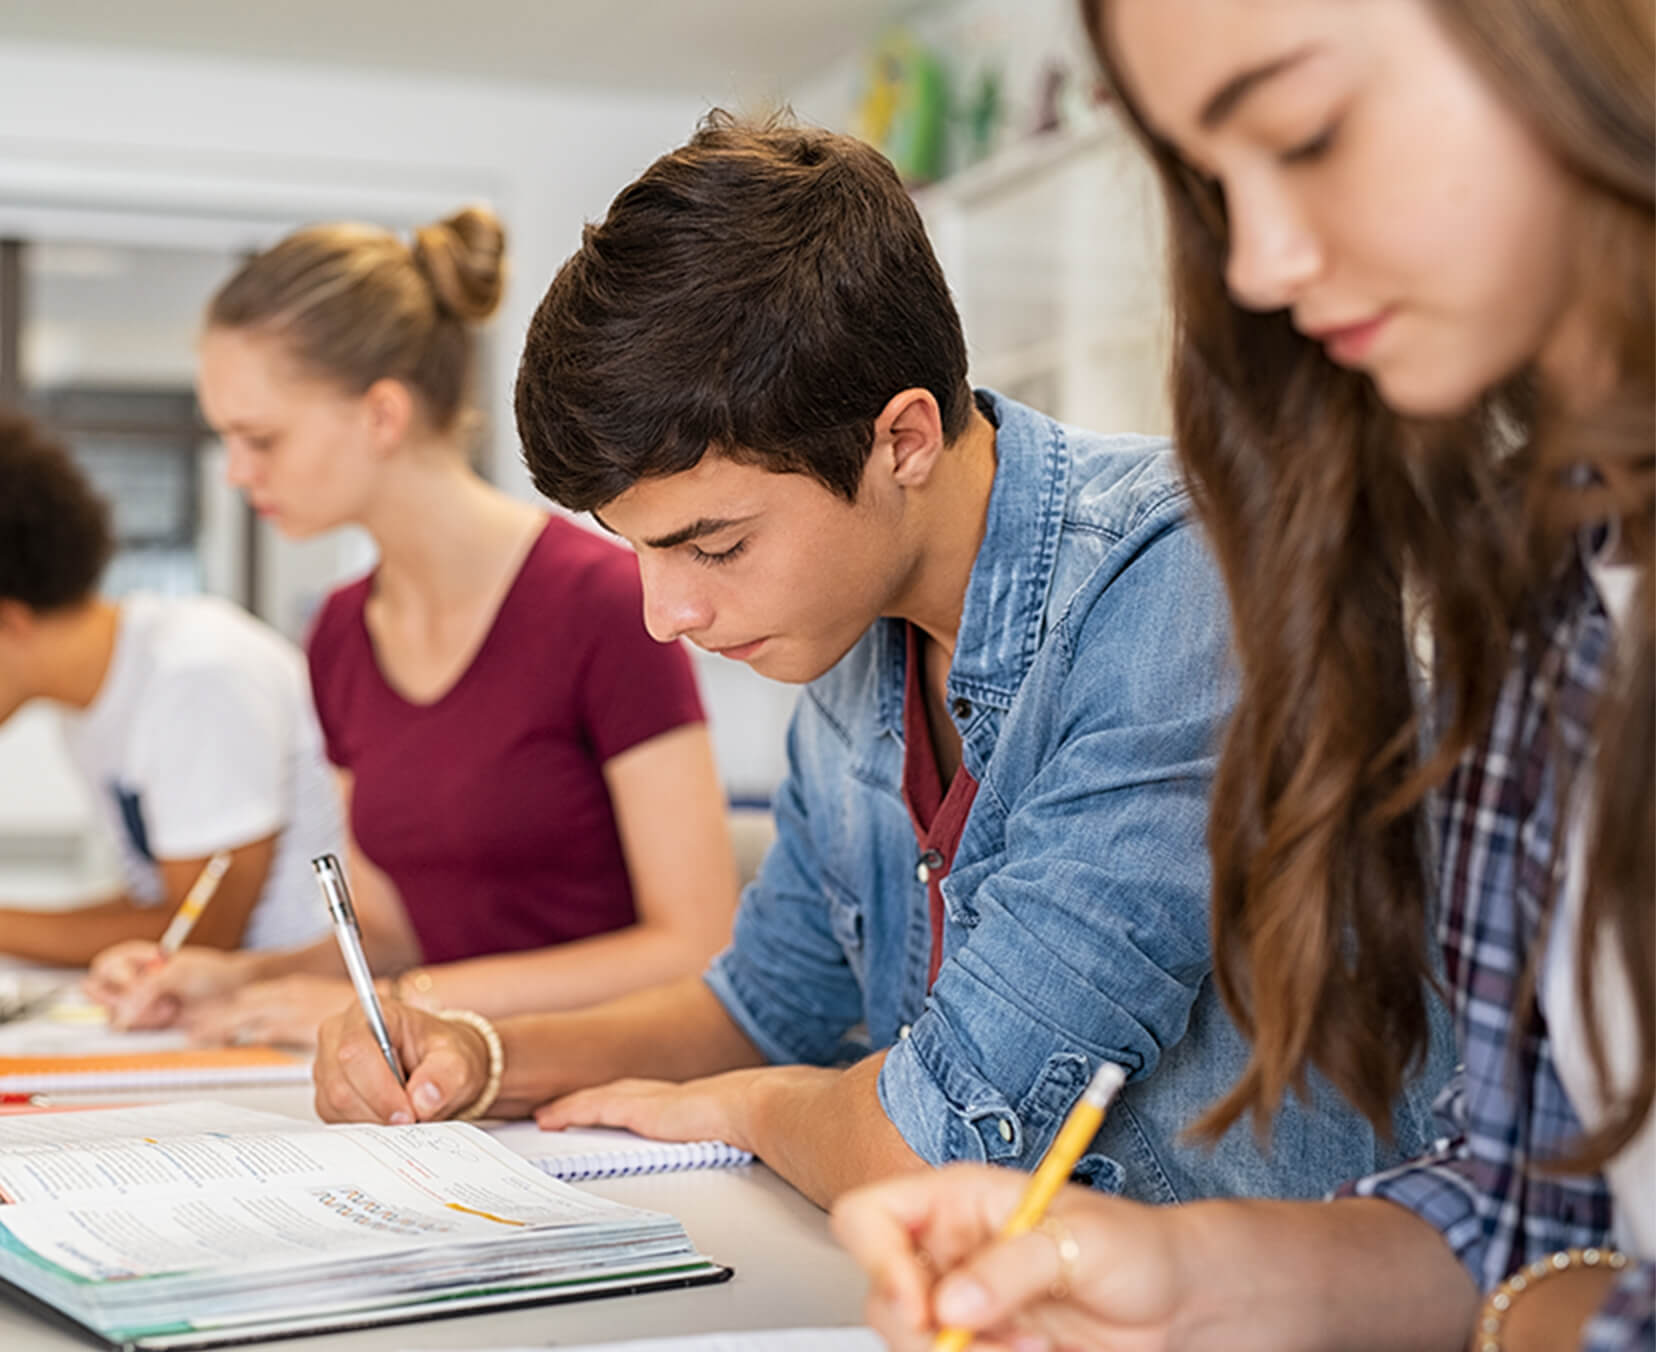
[0,39,707,495]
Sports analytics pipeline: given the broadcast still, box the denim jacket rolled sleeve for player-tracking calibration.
[706,390,1452,1205]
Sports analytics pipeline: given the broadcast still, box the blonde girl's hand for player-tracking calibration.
[830,1164,1190,1352]
[181,975,359,1049]
[84,942,254,1029]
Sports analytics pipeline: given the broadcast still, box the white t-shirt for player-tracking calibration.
[1540,555,1654,1259]
[58,593,340,950]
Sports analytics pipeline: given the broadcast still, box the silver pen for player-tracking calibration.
[312,853,406,1088]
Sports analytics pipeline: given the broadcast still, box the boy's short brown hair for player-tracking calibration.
[0,408,113,612]
[516,110,972,512]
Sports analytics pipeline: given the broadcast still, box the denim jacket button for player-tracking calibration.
[915,849,945,883]
[898,1023,912,1040]
[997,1118,1014,1143]
[951,697,972,721]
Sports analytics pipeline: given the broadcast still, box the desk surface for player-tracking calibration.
[0,1085,871,1351]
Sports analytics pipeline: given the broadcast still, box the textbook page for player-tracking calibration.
[423,1332,885,1352]
[0,1103,657,1281]
[0,1100,279,1153]
[0,1101,729,1345]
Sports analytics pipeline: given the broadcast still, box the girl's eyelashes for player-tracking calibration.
[690,539,749,567]
[1280,119,1341,165]
[234,430,277,453]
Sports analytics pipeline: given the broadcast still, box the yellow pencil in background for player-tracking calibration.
[155,850,233,956]
[932,1060,1128,1352]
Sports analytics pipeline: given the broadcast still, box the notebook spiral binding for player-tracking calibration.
[535,1139,753,1182]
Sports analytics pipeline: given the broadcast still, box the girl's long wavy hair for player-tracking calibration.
[1083,0,1653,1167]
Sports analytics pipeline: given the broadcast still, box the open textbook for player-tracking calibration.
[0,1102,728,1351]
[421,1332,885,1351]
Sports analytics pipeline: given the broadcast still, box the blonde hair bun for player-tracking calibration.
[413,206,507,323]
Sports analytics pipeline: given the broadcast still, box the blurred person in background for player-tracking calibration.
[88,207,738,1044]
[0,407,339,964]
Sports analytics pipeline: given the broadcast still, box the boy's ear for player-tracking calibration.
[875,388,947,489]
[0,598,38,639]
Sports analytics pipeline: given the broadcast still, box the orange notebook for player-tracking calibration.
[0,1046,310,1093]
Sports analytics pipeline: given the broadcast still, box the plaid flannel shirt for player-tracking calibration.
[1348,544,1654,1349]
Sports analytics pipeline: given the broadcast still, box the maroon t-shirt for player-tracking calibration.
[307,517,705,965]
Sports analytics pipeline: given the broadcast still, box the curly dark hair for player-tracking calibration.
[0,408,113,611]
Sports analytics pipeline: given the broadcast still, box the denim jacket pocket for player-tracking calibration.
[961,1051,1180,1205]
[937,850,999,928]
[941,784,1008,929]
[942,1051,1121,1171]
[1012,1051,1146,1200]
[1070,1153,1128,1195]
[1073,1096,1180,1204]
[822,877,868,984]
[950,1089,1024,1165]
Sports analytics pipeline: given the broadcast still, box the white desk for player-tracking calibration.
[0,1085,871,1350]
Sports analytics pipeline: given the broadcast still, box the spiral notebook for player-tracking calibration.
[489,1122,754,1181]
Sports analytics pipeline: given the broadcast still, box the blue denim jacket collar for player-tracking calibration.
[871,388,1071,744]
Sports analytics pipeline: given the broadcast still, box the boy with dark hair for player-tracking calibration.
[0,408,341,962]
[315,114,1448,1208]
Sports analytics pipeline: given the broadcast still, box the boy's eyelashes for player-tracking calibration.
[690,538,749,567]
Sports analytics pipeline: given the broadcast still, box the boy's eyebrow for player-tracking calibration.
[591,513,757,550]
[1199,45,1319,130]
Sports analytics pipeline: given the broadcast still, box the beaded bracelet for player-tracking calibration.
[1476,1246,1629,1352]
[436,1008,505,1122]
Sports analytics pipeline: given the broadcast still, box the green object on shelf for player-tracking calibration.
[855,30,948,186]
[964,66,1004,165]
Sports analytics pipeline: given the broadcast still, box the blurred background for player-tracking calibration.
[0,0,1171,901]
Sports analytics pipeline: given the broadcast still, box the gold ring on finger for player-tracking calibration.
[1036,1214,1081,1301]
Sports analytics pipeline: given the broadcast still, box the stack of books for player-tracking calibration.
[0,1101,728,1350]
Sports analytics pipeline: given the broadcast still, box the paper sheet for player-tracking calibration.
[0,1102,648,1281]
[427,1333,885,1352]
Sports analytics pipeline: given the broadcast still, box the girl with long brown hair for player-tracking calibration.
[832,2,1653,1348]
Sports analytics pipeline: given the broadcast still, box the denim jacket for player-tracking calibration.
[706,390,1452,1202]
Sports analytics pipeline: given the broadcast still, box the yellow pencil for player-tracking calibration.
[932,1060,1128,1352]
[156,851,234,955]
